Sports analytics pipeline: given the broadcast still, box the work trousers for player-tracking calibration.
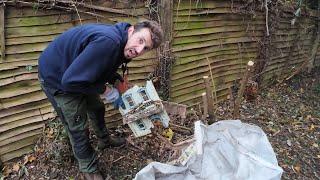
[39,78,109,173]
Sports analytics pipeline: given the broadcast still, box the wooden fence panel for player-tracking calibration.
[0,1,155,162]
[171,0,263,106]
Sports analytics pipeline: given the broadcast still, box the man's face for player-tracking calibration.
[124,27,153,59]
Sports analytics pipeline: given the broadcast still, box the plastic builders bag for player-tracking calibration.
[134,120,283,180]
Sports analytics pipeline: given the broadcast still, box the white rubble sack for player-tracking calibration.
[134,120,283,180]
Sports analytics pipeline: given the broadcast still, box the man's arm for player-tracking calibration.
[61,36,119,94]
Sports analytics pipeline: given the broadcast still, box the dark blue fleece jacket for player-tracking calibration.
[38,22,130,94]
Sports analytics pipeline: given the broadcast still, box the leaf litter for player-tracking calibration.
[1,69,319,180]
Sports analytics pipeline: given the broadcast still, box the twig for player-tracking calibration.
[155,132,175,147]
[285,56,309,81]
[112,156,125,163]
[265,0,269,36]
[201,92,208,120]
[206,57,218,104]
[109,149,140,162]
[170,123,192,132]
[33,0,135,16]
[71,1,82,25]
[6,1,104,18]
[172,138,194,148]
[126,137,145,152]
[155,131,194,150]
[203,76,216,124]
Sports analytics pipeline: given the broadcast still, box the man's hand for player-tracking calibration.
[103,86,119,103]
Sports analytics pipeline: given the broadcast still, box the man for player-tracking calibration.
[38,20,163,179]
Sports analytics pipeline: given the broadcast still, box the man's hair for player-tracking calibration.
[133,20,164,49]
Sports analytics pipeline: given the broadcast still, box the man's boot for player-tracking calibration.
[83,171,104,180]
[98,136,126,150]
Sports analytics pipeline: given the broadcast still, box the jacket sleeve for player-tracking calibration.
[61,36,119,94]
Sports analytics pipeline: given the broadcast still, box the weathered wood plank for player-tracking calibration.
[0,5,5,61]
[129,59,156,67]
[175,20,265,31]
[0,83,41,99]
[6,14,73,27]
[0,90,47,110]
[7,6,68,18]
[175,7,232,16]
[0,128,42,147]
[0,72,38,86]
[0,122,44,142]
[6,42,49,54]
[92,1,146,9]
[176,88,230,106]
[174,1,232,10]
[174,25,264,37]
[264,55,308,73]
[0,59,38,71]
[0,112,53,133]
[173,36,258,52]
[172,62,249,85]
[133,50,157,60]
[174,13,264,23]
[171,78,236,99]
[174,42,258,58]
[172,52,258,74]
[171,82,232,104]
[3,51,40,62]
[171,71,242,92]
[6,34,57,45]
[175,48,258,65]
[0,105,52,125]
[0,100,50,118]
[0,144,34,162]
[6,22,73,38]
[171,65,247,88]
[0,66,37,79]
[0,135,40,155]
[173,30,264,45]
[124,65,155,74]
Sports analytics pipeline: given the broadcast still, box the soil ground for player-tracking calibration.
[1,69,319,180]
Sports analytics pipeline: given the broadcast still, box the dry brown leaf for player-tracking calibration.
[309,124,315,131]
[12,163,20,172]
[28,155,36,163]
[306,115,312,120]
[2,165,12,177]
[48,128,54,135]
[23,155,29,165]
[312,143,318,148]
[23,155,36,165]
[293,165,301,173]
[36,147,44,153]
[299,88,304,93]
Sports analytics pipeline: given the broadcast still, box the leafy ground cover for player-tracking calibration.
[1,69,319,180]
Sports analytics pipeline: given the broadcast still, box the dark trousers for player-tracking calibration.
[39,77,109,173]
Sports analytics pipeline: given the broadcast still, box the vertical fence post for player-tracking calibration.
[233,61,254,119]
[201,92,208,121]
[203,76,216,124]
[307,4,320,72]
[0,4,5,61]
[157,0,173,100]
